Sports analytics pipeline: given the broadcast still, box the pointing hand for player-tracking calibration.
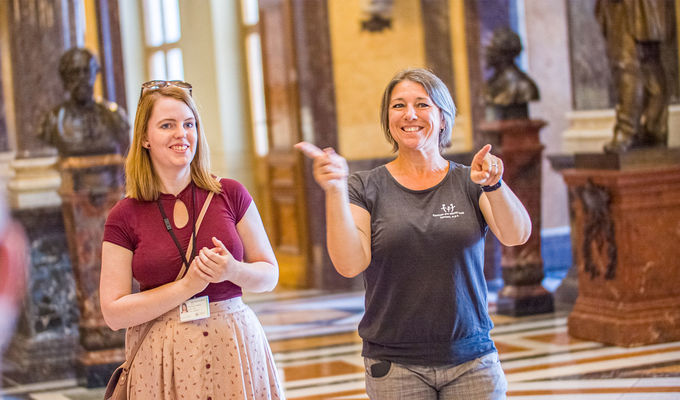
[295,142,349,192]
[470,144,503,187]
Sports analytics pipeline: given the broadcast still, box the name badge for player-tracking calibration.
[179,296,210,323]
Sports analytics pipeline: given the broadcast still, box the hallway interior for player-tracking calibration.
[3,280,680,400]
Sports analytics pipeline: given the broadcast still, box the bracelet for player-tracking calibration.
[481,179,502,192]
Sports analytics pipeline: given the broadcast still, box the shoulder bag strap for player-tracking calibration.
[124,189,216,365]
[174,190,215,280]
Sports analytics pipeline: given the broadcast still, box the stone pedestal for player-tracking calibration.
[562,150,680,346]
[479,119,554,316]
[58,154,126,387]
[4,206,79,383]
[4,157,78,383]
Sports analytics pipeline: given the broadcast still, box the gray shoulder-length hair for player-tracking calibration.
[380,68,456,152]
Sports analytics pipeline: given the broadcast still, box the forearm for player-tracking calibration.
[484,185,532,246]
[227,260,278,293]
[102,277,205,331]
[325,187,369,277]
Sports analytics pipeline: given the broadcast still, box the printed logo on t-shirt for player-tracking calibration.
[432,203,465,219]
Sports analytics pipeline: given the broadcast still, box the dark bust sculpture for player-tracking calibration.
[483,27,540,121]
[38,48,130,158]
[596,0,670,153]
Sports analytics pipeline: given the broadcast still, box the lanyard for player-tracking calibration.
[156,184,197,277]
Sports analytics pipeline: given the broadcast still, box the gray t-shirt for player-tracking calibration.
[348,161,496,365]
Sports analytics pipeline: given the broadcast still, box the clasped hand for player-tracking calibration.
[186,236,236,286]
[470,144,503,187]
[295,142,349,191]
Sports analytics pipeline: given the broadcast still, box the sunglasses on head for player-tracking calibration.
[139,80,193,98]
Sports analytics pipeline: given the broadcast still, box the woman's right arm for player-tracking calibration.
[99,241,210,331]
[295,142,371,277]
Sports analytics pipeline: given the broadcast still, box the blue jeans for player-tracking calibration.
[364,352,507,400]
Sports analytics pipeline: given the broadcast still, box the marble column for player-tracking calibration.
[479,119,554,316]
[0,53,13,185]
[562,149,680,347]
[2,0,84,383]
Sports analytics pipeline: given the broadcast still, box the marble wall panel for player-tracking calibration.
[7,0,79,158]
[328,0,426,160]
[567,0,612,110]
[523,0,572,230]
[421,0,455,94]
[0,78,7,153]
[0,46,8,152]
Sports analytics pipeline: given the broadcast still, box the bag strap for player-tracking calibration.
[175,190,215,280]
[123,189,216,367]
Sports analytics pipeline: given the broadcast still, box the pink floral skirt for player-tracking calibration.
[125,297,285,399]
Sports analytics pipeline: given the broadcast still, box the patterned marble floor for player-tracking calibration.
[2,289,680,399]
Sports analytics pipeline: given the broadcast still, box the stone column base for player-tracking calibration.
[4,333,78,383]
[497,286,554,316]
[569,296,680,347]
[76,347,125,388]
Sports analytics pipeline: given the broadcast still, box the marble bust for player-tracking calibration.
[483,27,540,121]
[38,48,130,158]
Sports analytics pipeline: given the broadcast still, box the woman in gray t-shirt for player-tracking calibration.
[295,68,531,400]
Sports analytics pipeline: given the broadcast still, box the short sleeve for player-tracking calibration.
[456,164,487,232]
[348,172,369,211]
[103,200,135,251]
[221,178,253,223]
[469,174,484,201]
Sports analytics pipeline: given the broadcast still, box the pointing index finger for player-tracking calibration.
[294,141,325,159]
[473,144,492,165]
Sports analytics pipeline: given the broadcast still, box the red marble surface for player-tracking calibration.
[563,165,680,346]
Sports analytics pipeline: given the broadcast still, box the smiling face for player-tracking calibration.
[388,80,444,153]
[143,96,198,174]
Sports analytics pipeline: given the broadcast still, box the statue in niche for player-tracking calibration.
[483,27,540,121]
[38,48,130,158]
[360,0,393,32]
[596,0,670,153]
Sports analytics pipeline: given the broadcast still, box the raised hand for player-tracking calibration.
[470,144,503,187]
[295,142,349,192]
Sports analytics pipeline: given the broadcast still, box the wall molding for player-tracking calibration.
[563,105,680,153]
[7,156,61,209]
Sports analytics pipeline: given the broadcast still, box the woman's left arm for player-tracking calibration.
[194,201,279,292]
[471,144,532,246]
[479,186,531,246]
